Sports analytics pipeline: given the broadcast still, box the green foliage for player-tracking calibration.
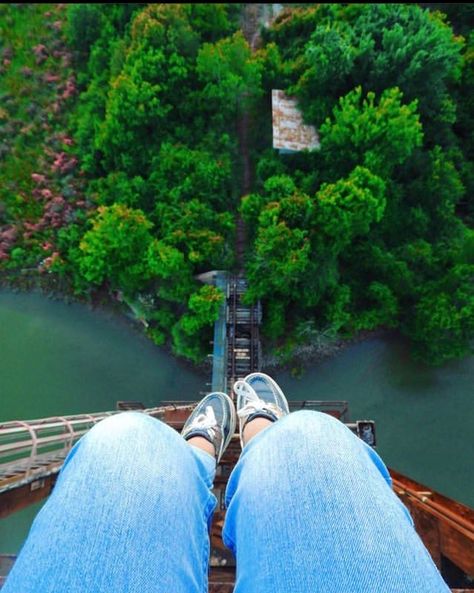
[263,300,287,340]
[98,70,173,175]
[3,3,473,368]
[320,87,423,180]
[90,4,246,177]
[186,284,225,328]
[88,172,147,208]
[244,165,386,347]
[171,285,224,362]
[407,264,474,364]
[66,5,105,59]
[314,166,386,254]
[146,239,194,303]
[271,4,463,138]
[404,146,465,240]
[59,3,247,361]
[148,143,231,210]
[155,199,234,269]
[247,220,312,300]
[455,31,474,222]
[245,3,473,365]
[197,31,263,115]
[77,204,153,293]
[424,4,474,38]
[67,4,142,174]
[322,284,352,336]
[75,203,196,305]
[351,282,399,331]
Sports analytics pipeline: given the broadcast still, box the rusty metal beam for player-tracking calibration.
[391,469,474,577]
[0,474,57,518]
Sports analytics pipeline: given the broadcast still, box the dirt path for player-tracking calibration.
[235,5,263,273]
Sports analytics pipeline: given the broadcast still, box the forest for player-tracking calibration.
[0,3,472,365]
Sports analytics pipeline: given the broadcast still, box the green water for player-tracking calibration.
[0,290,206,553]
[274,338,474,508]
[0,291,472,554]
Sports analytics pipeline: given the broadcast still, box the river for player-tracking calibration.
[0,291,472,553]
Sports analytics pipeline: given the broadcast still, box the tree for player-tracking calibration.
[88,171,147,209]
[146,239,194,304]
[155,199,234,270]
[247,220,312,301]
[240,175,297,237]
[197,31,263,118]
[454,31,474,223]
[77,204,153,293]
[148,143,232,211]
[351,282,399,331]
[96,4,201,175]
[171,285,225,362]
[403,146,465,241]
[277,3,463,141]
[97,67,175,175]
[407,264,474,364]
[320,86,423,181]
[313,166,386,254]
[66,5,106,60]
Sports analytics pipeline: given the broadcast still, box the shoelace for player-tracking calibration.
[189,405,217,439]
[234,380,276,420]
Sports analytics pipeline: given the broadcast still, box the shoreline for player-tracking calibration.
[0,271,210,380]
[0,270,386,380]
[261,327,392,377]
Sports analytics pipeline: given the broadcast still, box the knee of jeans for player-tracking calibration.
[282,409,348,433]
[270,409,357,454]
[70,411,191,471]
[83,411,170,448]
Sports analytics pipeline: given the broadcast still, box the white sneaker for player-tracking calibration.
[233,373,290,447]
[181,392,236,463]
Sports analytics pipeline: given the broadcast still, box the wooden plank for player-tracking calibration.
[439,520,474,576]
[391,469,474,526]
[162,407,192,428]
[407,498,442,567]
[391,469,474,581]
[209,567,236,593]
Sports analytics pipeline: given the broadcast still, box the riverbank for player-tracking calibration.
[0,272,213,378]
[262,327,394,376]
[1,269,384,380]
[2,269,468,384]
[0,269,418,382]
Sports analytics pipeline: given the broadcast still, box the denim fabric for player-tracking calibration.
[224,410,450,593]
[4,410,450,593]
[3,413,217,593]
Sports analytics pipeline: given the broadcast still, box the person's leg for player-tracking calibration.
[3,412,216,593]
[224,410,450,593]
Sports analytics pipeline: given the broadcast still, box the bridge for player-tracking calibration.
[0,273,473,590]
[210,273,261,396]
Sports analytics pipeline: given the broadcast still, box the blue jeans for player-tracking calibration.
[3,411,449,592]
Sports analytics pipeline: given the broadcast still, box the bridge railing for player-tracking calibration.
[0,405,196,494]
[0,413,112,473]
